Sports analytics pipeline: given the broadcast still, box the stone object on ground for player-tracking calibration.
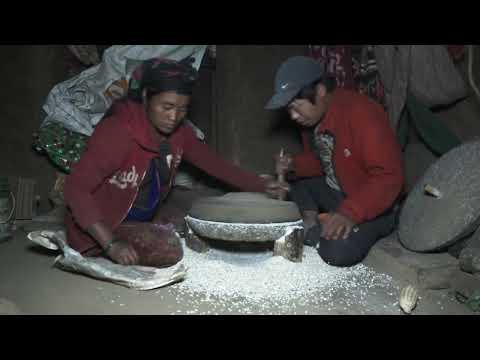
[459,247,480,274]
[399,140,480,252]
[186,192,303,243]
[273,227,304,263]
[186,192,304,262]
[188,192,301,224]
[185,216,303,243]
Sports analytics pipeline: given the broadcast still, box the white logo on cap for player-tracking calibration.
[281,83,289,90]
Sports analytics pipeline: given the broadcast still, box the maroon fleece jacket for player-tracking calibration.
[64,99,266,253]
[292,89,404,224]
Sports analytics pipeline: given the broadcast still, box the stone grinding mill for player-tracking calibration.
[184,192,305,262]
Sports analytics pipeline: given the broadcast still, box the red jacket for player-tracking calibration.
[293,89,404,224]
[64,99,266,253]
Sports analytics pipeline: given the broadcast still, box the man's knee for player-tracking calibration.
[314,213,395,267]
[290,178,318,193]
[318,247,364,267]
[317,237,370,267]
[305,225,368,266]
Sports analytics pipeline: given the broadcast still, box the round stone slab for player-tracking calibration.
[188,192,302,224]
[399,140,480,252]
[185,216,303,242]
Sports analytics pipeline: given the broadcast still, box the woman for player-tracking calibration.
[64,57,268,267]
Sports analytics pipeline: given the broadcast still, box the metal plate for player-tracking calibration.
[399,140,480,252]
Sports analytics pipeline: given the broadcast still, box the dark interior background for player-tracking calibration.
[1,45,480,213]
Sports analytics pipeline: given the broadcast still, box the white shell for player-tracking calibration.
[424,184,443,199]
[399,285,419,314]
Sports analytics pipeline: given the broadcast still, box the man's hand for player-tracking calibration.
[320,212,357,241]
[264,180,291,199]
[259,174,275,182]
[107,240,139,266]
[275,150,294,176]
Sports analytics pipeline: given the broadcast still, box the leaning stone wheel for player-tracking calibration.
[399,140,480,252]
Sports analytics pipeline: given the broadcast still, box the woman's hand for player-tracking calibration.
[106,240,139,266]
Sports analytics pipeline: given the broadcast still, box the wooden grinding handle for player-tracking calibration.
[277,149,287,201]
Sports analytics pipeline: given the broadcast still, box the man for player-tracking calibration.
[64,57,268,267]
[265,56,404,267]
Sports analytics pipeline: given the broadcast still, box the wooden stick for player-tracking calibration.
[277,148,286,201]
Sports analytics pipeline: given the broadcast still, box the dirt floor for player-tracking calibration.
[0,226,474,315]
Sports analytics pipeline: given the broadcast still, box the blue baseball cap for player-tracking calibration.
[265,56,326,110]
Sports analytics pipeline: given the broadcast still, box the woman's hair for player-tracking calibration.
[128,57,199,104]
[295,76,337,104]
